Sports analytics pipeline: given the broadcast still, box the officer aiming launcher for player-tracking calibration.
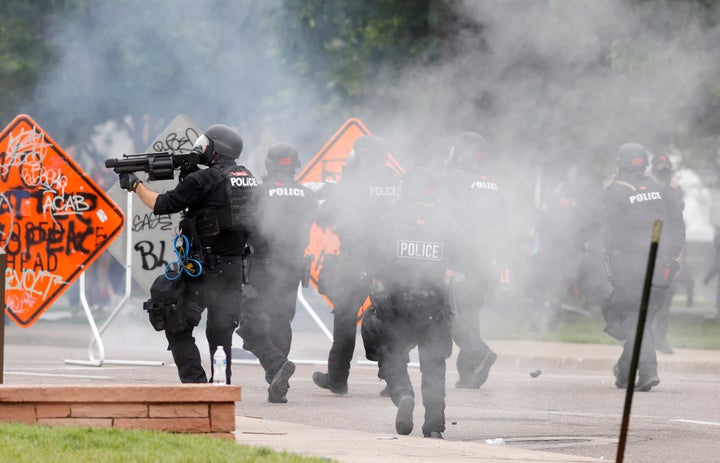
[104,150,201,182]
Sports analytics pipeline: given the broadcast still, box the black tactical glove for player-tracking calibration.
[179,163,200,180]
[119,172,142,192]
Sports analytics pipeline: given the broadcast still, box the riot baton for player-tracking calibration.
[616,219,662,463]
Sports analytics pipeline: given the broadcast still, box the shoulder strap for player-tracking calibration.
[612,180,636,191]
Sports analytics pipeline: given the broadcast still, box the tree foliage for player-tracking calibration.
[0,0,719,183]
[277,0,453,100]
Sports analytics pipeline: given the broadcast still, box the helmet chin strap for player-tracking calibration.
[210,151,219,165]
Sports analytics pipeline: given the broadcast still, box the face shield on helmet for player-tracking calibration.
[198,124,244,165]
[192,133,214,165]
[447,132,489,167]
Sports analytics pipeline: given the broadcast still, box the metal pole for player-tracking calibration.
[65,191,163,367]
[297,283,334,341]
[0,249,6,384]
[616,219,662,463]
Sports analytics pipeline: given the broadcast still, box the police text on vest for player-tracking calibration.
[396,240,444,261]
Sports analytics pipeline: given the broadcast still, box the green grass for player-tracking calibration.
[479,296,720,350]
[0,423,333,463]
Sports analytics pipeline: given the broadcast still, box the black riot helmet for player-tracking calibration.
[399,166,438,205]
[616,143,648,173]
[192,124,244,165]
[347,135,388,169]
[651,153,673,182]
[265,143,301,174]
[447,131,489,167]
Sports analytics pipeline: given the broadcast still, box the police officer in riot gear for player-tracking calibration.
[236,143,317,403]
[119,123,257,385]
[313,135,402,395]
[650,153,690,355]
[577,143,685,392]
[361,166,471,439]
[436,132,506,389]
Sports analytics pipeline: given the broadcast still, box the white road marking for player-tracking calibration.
[4,371,115,380]
[672,419,720,427]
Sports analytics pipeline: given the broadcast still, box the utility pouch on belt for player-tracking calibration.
[144,273,188,333]
[369,279,394,319]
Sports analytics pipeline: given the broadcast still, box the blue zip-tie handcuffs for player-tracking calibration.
[165,233,204,280]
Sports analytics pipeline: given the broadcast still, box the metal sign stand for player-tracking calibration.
[297,283,333,342]
[65,191,163,367]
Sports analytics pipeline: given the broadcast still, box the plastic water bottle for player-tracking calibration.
[213,348,227,385]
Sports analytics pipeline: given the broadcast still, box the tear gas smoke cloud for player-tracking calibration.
[30,0,719,177]
[361,0,719,176]
[26,0,718,348]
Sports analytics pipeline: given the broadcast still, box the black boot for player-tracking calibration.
[312,371,348,394]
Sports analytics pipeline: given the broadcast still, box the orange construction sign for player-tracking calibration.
[298,118,403,323]
[296,118,371,185]
[0,115,125,327]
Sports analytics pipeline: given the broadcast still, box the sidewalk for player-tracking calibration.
[234,415,602,463]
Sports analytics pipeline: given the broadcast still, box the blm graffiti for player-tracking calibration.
[106,115,201,293]
[0,115,124,327]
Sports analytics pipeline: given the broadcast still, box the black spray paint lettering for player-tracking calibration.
[0,192,18,249]
[133,213,174,232]
[152,128,201,154]
[0,190,30,220]
[134,240,169,270]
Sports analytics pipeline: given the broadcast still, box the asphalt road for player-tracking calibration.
[3,316,720,463]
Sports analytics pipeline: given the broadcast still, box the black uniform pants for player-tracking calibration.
[383,311,453,435]
[238,257,301,383]
[326,286,367,386]
[165,259,243,384]
[452,275,492,382]
[604,253,666,379]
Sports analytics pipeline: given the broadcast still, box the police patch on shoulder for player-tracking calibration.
[396,240,443,261]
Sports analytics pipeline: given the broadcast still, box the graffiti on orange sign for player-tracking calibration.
[0,115,124,327]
